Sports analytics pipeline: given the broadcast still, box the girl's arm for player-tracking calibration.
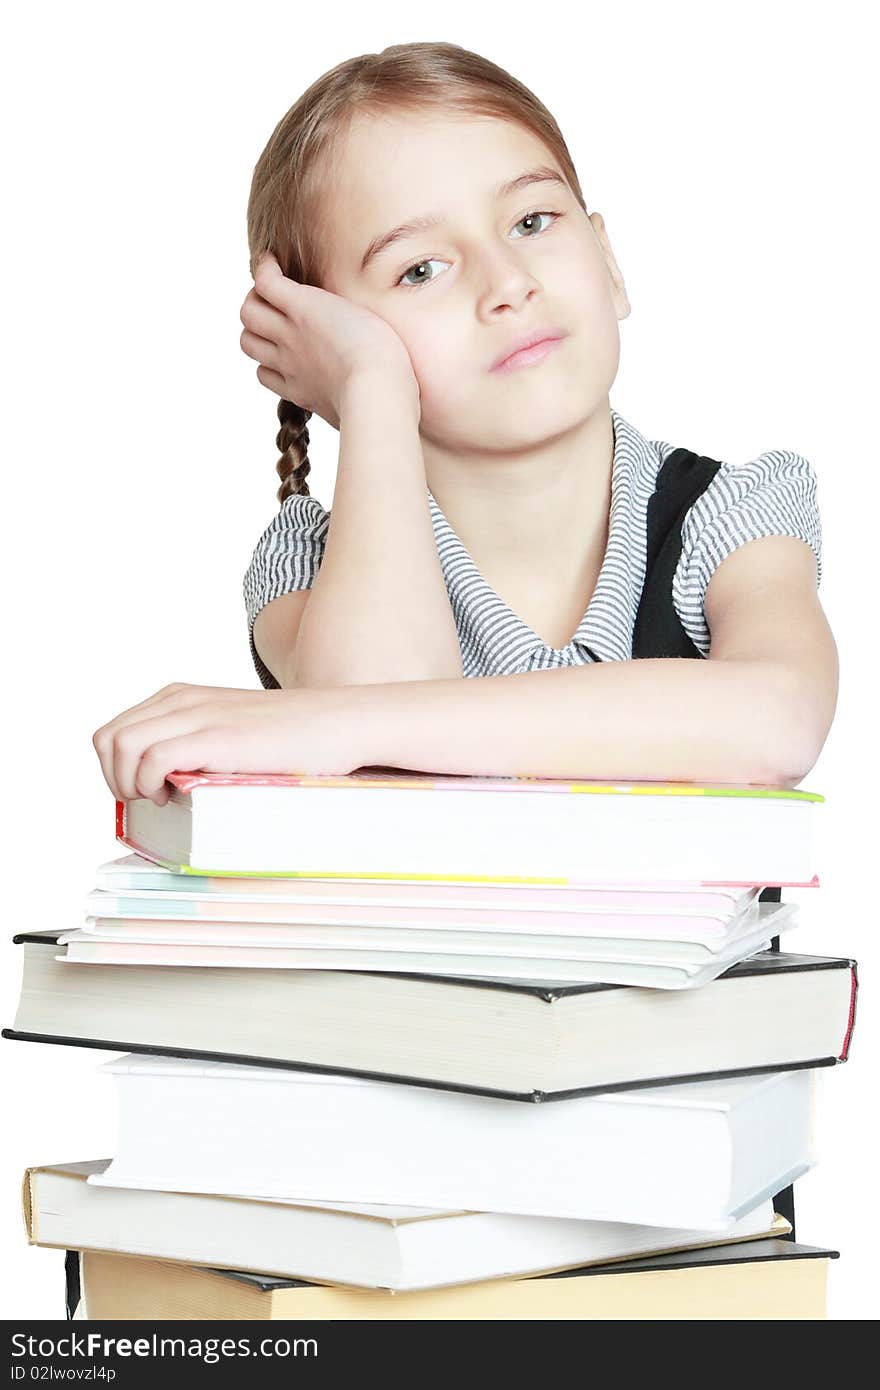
[277,369,464,689]
[351,536,838,786]
[93,538,836,803]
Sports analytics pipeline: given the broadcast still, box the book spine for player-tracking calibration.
[21,1168,36,1243]
[839,963,859,1061]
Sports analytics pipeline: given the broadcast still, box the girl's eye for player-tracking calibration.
[510,209,559,239]
[396,210,561,289]
[398,258,447,289]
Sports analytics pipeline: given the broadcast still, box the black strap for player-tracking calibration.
[632,447,723,659]
[64,1249,81,1319]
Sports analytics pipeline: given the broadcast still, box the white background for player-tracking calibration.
[2,0,877,1321]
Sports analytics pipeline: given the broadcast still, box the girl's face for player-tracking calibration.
[321,109,630,455]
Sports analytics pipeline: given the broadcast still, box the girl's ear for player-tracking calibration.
[589,211,632,321]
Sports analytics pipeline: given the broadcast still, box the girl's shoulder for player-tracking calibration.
[672,444,821,561]
[663,441,822,657]
[243,492,331,630]
[245,491,331,570]
[267,490,331,531]
[650,437,819,494]
[646,437,821,571]
[669,441,821,595]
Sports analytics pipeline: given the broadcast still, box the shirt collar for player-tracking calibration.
[426,407,665,675]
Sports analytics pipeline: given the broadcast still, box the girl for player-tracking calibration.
[93,41,838,808]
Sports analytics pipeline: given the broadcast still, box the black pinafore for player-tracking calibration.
[632,447,724,660]
[572,447,724,664]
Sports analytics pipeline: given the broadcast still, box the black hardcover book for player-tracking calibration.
[4,932,857,1102]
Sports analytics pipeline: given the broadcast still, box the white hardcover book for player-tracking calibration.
[89,1059,815,1230]
[117,771,823,884]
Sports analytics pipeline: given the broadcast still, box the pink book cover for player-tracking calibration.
[157,767,823,800]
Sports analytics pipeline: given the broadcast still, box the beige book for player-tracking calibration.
[23,1160,789,1293]
[79,1243,831,1321]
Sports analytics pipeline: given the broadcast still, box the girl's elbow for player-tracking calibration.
[769,667,837,786]
[771,741,821,789]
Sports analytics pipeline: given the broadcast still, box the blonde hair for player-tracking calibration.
[246,41,588,504]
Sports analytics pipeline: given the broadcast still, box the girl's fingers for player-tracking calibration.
[239,327,281,370]
[136,729,233,804]
[109,711,191,802]
[240,290,290,342]
[93,686,258,802]
[253,254,297,311]
[255,364,287,396]
[92,690,168,798]
[111,709,216,803]
[94,683,186,738]
[93,686,202,799]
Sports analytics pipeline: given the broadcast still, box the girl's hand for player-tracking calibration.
[92,682,368,807]
[239,251,420,430]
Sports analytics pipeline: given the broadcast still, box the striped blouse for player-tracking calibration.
[243,407,822,689]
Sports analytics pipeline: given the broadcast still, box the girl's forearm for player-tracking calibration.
[351,658,821,786]
[288,371,463,688]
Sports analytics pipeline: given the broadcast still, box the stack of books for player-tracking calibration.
[5,769,856,1319]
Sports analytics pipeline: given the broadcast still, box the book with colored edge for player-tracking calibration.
[53,899,794,989]
[73,873,786,952]
[4,935,857,1101]
[88,1059,816,1230]
[115,769,823,884]
[74,1241,837,1320]
[85,873,769,936]
[22,1160,788,1293]
[96,853,775,905]
[75,864,798,986]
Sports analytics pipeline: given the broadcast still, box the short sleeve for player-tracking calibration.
[242,493,330,688]
[671,449,823,657]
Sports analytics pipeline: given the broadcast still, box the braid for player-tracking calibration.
[275,398,313,504]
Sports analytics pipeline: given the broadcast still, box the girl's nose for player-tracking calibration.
[474,246,543,317]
